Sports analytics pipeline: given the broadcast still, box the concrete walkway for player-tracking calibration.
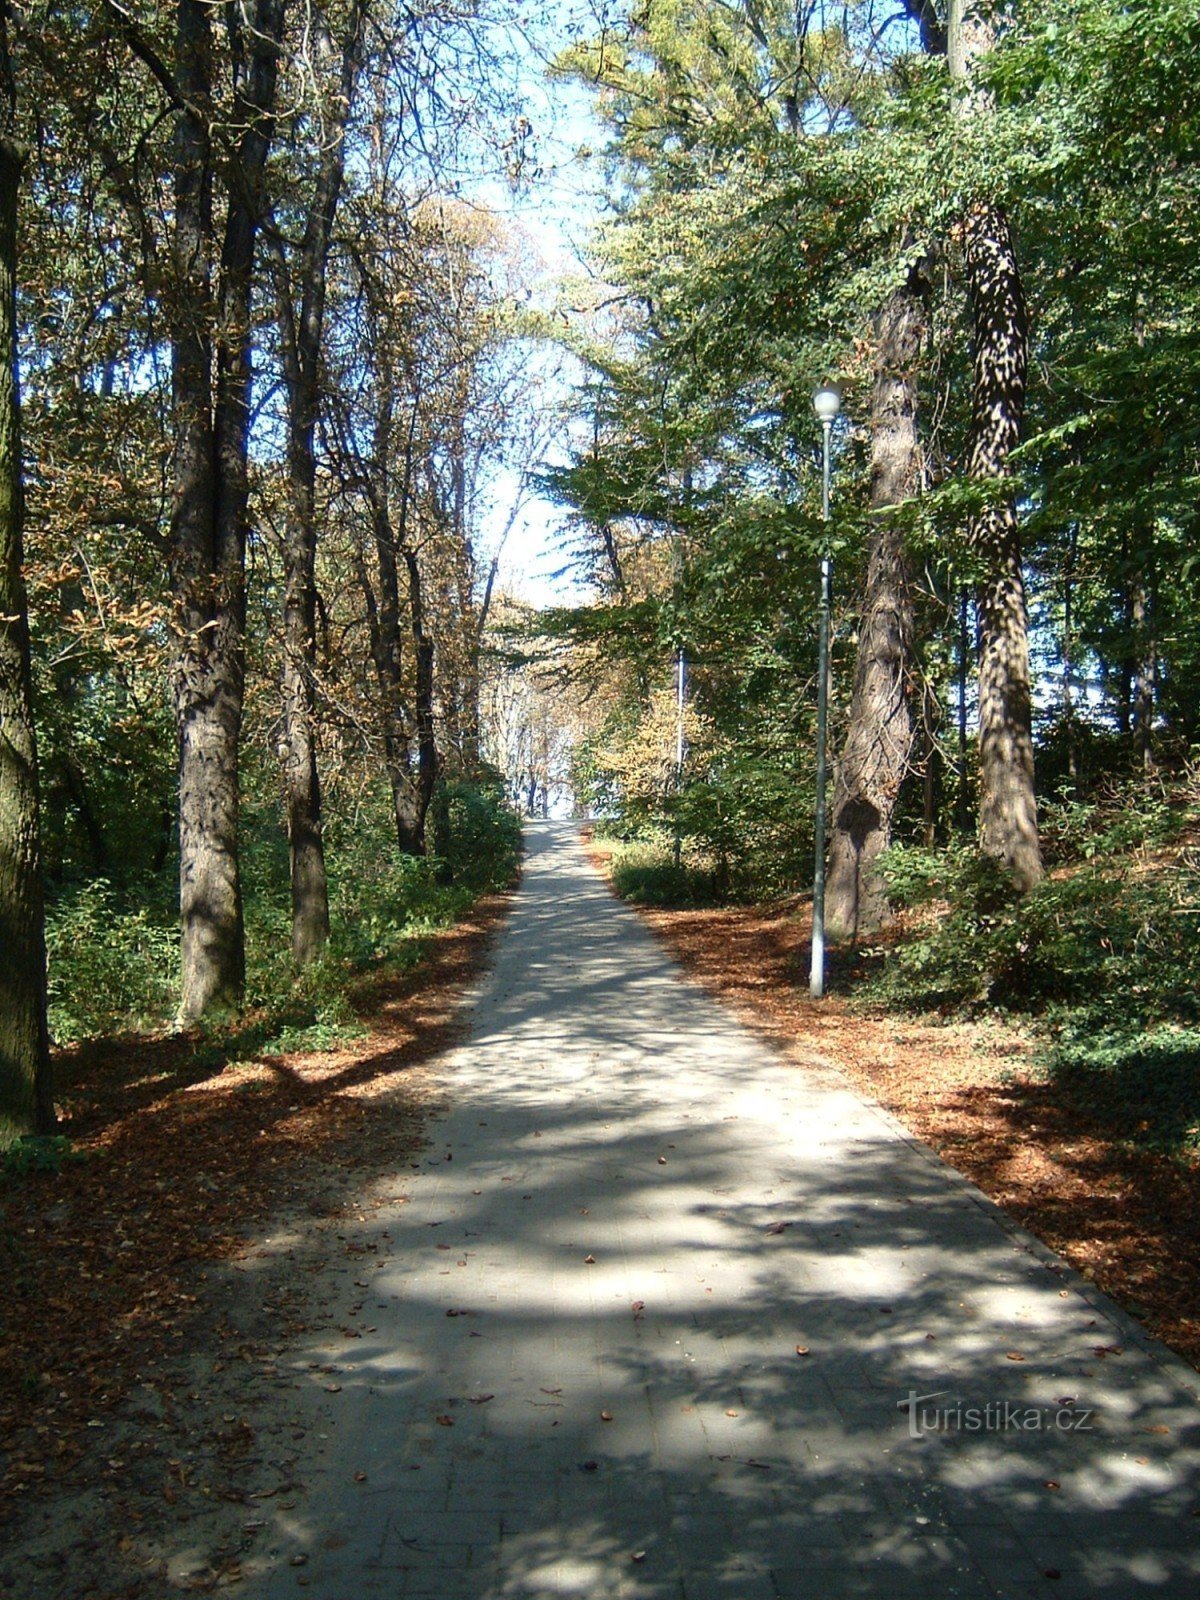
[260,822,1200,1599]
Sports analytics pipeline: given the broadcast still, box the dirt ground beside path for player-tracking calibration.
[0,890,511,1599]
[585,850,1200,1376]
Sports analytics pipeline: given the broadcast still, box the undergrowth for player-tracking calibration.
[603,831,725,908]
[862,779,1200,1160]
[44,776,520,1053]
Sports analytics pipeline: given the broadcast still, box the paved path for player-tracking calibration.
[260,822,1200,1599]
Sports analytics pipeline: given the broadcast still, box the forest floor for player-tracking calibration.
[5,828,1200,1595]
[0,889,512,1597]
[583,832,1200,1377]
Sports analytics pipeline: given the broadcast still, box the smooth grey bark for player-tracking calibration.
[949,0,1043,892]
[824,273,924,941]
[0,40,53,1139]
[273,0,366,963]
[171,0,285,1019]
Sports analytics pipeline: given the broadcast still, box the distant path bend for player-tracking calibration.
[262,820,1200,1600]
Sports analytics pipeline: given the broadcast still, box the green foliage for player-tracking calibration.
[3,1134,81,1176]
[608,836,722,908]
[865,823,1200,1160]
[1040,1023,1200,1160]
[44,780,521,1048]
[45,880,178,1044]
[428,773,523,895]
[870,839,1200,1018]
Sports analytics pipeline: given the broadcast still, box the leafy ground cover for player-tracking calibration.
[585,830,1200,1373]
[0,886,513,1535]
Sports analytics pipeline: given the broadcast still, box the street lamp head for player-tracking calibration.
[812,383,841,425]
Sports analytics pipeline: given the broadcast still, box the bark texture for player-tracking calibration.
[950,0,1043,892]
[171,0,284,1019]
[349,368,438,857]
[274,0,366,963]
[0,110,53,1139]
[961,199,1042,891]
[824,276,923,940]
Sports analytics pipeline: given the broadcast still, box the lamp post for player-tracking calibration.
[810,383,840,999]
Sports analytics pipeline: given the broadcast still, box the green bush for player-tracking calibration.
[3,1134,81,1176]
[45,880,178,1043]
[44,777,521,1045]
[428,772,523,894]
[863,837,1200,1159]
[1039,1021,1200,1158]
[609,837,722,907]
[869,842,1200,1018]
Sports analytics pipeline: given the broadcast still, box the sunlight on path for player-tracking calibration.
[257,822,1200,1599]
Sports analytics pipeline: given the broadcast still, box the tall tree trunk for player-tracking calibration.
[274,0,366,963]
[0,60,53,1139]
[824,274,923,940]
[172,0,284,1019]
[955,590,971,827]
[1132,572,1156,773]
[950,0,1043,892]
[350,452,430,856]
[1062,523,1077,782]
[404,544,440,846]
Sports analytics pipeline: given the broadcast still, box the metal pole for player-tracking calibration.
[674,647,686,869]
[810,419,833,1000]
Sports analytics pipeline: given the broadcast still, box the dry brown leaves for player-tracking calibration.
[582,836,1200,1373]
[0,892,511,1514]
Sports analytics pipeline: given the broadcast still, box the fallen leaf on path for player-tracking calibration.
[540,1387,562,1395]
[795,1346,810,1356]
[353,1470,367,1482]
[1005,1351,1026,1362]
[435,1415,454,1427]
[600,1411,613,1421]
[631,1551,647,1563]
[764,1222,791,1235]
[583,1254,596,1264]
[467,1394,495,1405]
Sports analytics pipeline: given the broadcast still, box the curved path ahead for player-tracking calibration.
[260,822,1200,1599]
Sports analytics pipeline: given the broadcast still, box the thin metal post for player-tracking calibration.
[674,647,686,869]
[810,419,833,1000]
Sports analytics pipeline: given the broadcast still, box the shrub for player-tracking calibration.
[45,880,178,1043]
[428,773,522,894]
[868,841,1200,1019]
[609,837,722,907]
